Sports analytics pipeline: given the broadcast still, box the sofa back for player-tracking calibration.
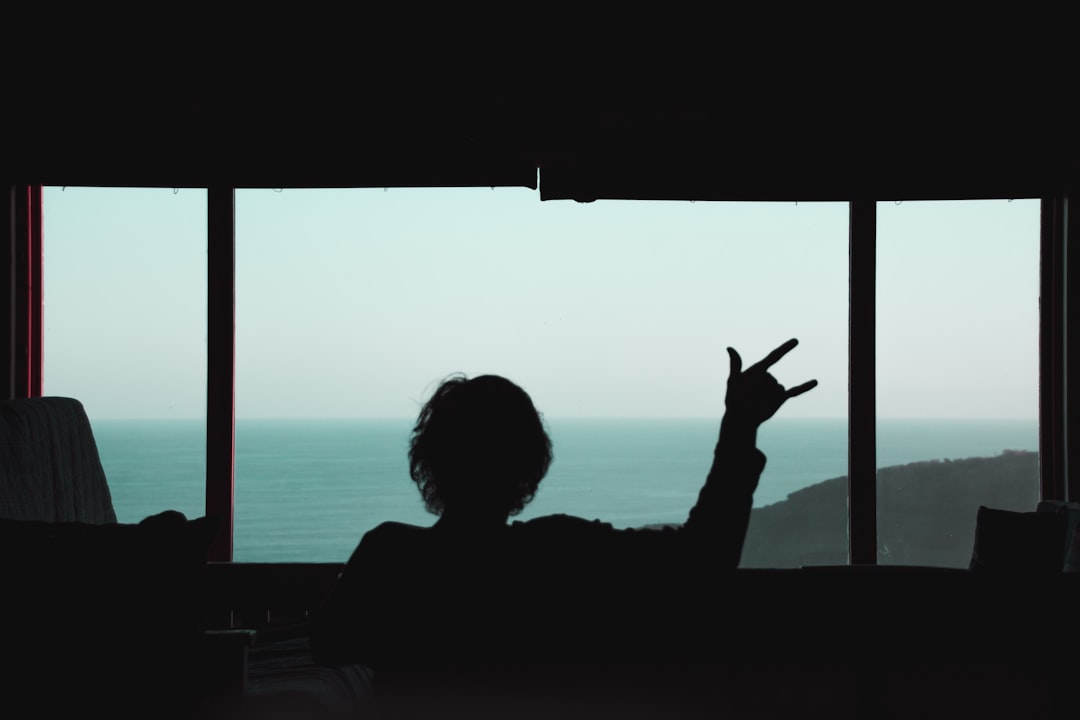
[0,396,116,523]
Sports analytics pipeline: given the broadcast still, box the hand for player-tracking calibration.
[725,338,817,428]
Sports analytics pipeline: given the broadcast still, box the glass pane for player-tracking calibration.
[876,199,1040,567]
[42,187,208,523]
[235,188,849,564]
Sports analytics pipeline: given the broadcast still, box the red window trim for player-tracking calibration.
[9,184,43,399]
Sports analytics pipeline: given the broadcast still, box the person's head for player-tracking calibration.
[409,374,553,521]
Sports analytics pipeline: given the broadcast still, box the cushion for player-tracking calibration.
[968,505,1066,573]
[0,396,117,523]
[0,510,218,718]
[1037,500,1080,569]
[1066,523,1080,572]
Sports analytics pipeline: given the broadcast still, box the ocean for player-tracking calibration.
[90,417,1039,562]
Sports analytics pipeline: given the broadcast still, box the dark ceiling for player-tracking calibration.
[5,17,1074,201]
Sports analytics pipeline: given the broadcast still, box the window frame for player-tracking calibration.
[6,184,1074,562]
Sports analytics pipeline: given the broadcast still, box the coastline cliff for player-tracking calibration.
[740,450,1040,568]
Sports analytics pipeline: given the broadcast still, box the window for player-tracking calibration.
[234,188,848,562]
[876,199,1040,566]
[41,187,208,523]
[38,187,1046,566]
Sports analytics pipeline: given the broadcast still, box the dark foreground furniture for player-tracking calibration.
[204,561,375,720]
[313,565,1077,720]
[198,565,1080,720]
[0,396,251,719]
[4,396,1077,719]
[296,500,1080,720]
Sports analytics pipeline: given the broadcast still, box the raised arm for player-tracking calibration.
[685,338,817,566]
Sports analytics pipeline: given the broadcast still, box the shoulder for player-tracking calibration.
[514,513,613,535]
[343,521,429,563]
[510,513,621,558]
[363,520,428,540]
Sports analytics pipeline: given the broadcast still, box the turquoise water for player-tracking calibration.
[90,417,1039,562]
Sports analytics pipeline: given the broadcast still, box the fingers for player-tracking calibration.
[727,347,742,377]
[748,338,799,372]
[785,379,818,398]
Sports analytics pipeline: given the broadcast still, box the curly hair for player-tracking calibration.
[409,374,553,517]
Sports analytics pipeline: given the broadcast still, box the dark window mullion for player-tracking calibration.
[848,201,876,564]
[3,186,18,399]
[1040,196,1067,501]
[206,187,236,562]
[1068,192,1078,503]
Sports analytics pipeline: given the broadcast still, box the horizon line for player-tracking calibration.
[89,415,1041,423]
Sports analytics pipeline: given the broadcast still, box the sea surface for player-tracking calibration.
[90,418,1039,562]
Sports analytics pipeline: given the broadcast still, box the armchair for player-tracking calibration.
[0,396,250,719]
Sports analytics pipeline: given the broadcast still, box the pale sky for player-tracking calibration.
[40,186,1041,421]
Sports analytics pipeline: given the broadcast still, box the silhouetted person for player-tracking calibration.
[311,339,816,715]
